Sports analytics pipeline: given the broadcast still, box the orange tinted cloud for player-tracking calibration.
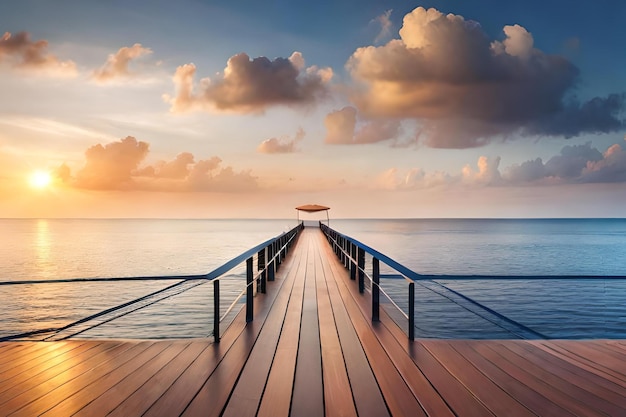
[347,7,625,148]
[257,128,305,154]
[165,52,332,113]
[324,106,400,145]
[65,137,257,192]
[92,43,152,83]
[75,136,149,189]
[0,31,77,76]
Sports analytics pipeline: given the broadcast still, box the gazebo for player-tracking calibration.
[295,204,330,226]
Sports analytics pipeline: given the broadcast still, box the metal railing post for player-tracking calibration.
[281,236,287,259]
[258,248,266,294]
[408,282,415,341]
[358,247,365,293]
[267,243,275,281]
[246,257,253,322]
[213,279,220,343]
[350,243,356,280]
[372,257,380,322]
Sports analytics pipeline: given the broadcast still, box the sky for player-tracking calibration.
[1,0,625,219]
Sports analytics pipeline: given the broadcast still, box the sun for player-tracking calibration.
[29,170,53,189]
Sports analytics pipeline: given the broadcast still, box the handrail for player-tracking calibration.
[320,222,415,340]
[0,222,304,343]
[320,223,597,341]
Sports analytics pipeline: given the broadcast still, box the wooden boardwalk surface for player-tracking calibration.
[1,227,625,416]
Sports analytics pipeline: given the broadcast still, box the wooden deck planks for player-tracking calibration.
[0,228,625,416]
[221,236,303,417]
[72,342,191,416]
[181,234,301,417]
[290,237,325,417]
[315,236,390,417]
[107,342,209,417]
[315,240,358,417]
[256,236,307,417]
[11,341,149,416]
[322,237,448,417]
[0,341,110,412]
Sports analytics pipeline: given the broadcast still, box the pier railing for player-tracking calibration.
[212,222,303,342]
[0,223,304,343]
[320,223,416,340]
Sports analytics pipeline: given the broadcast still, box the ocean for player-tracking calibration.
[1,218,625,340]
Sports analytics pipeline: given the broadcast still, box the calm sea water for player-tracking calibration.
[1,218,625,339]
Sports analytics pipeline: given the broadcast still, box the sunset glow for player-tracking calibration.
[29,171,52,189]
[0,1,625,218]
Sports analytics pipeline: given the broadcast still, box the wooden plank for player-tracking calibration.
[72,342,191,416]
[0,342,53,367]
[40,342,168,416]
[314,244,357,417]
[584,339,626,361]
[0,343,38,365]
[0,341,76,377]
[0,341,102,408]
[142,311,249,417]
[421,340,535,417]
[107,342,208,417]
[9,341,147,417]
[221,237,302,417]
[182,238,300,417]
[317,244,390,417]
[501,341,626,405]
[452,341,579,417]
[290,237,324,417]
[0,343,80,385]
[324,244,426,416]
[257,235,308,417]
[532,341,626,386]
[474,342,605,417]
[321,238,453,417]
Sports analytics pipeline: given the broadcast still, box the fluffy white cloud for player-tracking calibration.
[165,52,332,113]
[347,7,625,148]
[463,156,503,185]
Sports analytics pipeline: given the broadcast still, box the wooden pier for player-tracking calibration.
[1,227,625,416]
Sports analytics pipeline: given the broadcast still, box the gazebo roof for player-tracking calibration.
[295,204,330,213]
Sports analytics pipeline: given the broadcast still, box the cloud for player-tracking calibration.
[324,107,356,144]
[582,143,626,182]
[136,152,195,179]
[257,128,305,154]
[75,136,150,189]
[165,52,332,114]
[462,156,502,185]
[504,141,626,184]
[188,161,257,192]
[0,31,77,76]
[324,106,400,145]
[67,137,257,192]
[372,10,393,44]
[374,167,452,190]
[92,43,152,83]
[346,7,625,148]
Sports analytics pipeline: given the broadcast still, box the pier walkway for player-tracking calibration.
[1,227,625,416]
